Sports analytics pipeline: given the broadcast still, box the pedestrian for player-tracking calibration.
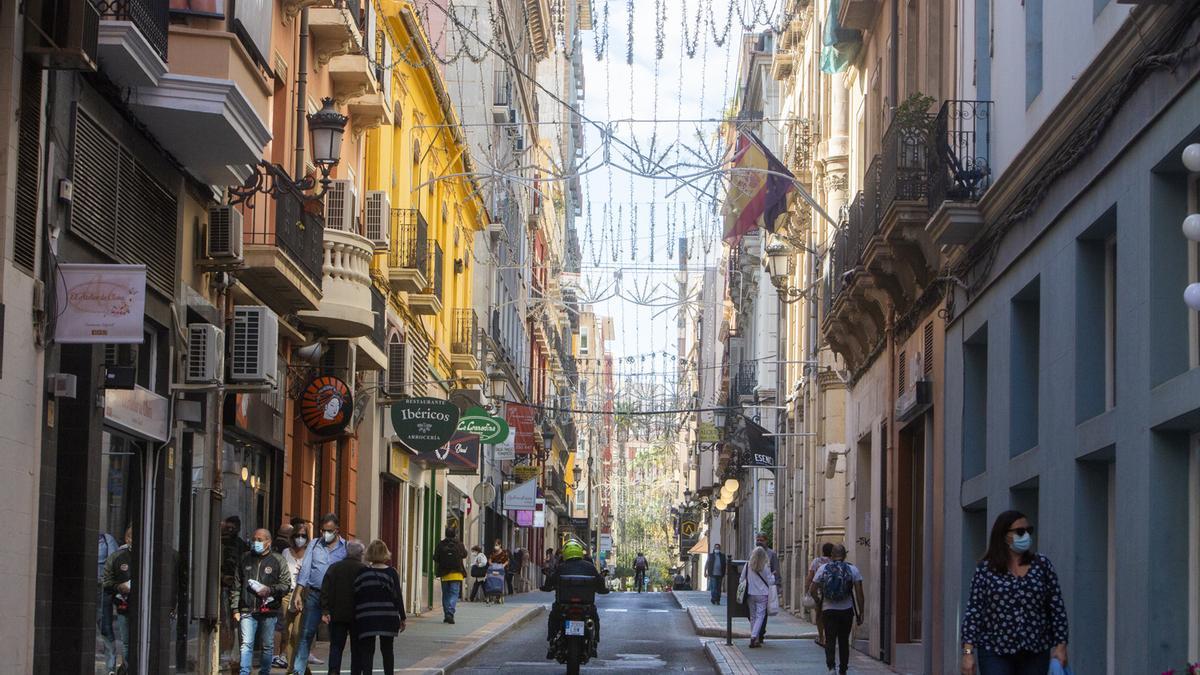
[754,532,780,639]
[274,522,295,554]
[960,510,1069,675]
[354,540,407,675]
[542,547,556,579]
[740,545,775,648]
[433,527,468,623]
[320,539,366,675]
[809,544,864,675]
[506,545,524,595]
[468,545,488,601]
[704,543,726,605]
[221,516,249,671]
[276,519,309,671]
[291,513,348,674]
[231,528,292,675]
[101,525,134,675]
[97,530,120,675]
[805,542,834,648]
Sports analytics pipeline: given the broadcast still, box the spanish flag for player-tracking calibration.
[723,130,795,243]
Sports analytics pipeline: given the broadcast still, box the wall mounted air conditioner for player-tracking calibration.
[324,179,357,232]
[206,205,244,262]
[23,0,99,71]
[230,306,279,385]
[364,190,390,250]
[187,324,225,384]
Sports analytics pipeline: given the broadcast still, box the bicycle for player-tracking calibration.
[634,568,646,593]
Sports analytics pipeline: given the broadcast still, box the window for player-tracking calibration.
[974,0,992,102]
[1010,278,1041,456]
[963,324,988,478]
[1025,0,1043,106]
[387,333,408,395]
[1076,212,1117,420]
[580,329,589,355]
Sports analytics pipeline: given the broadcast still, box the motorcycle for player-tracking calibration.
[549,572,605,675]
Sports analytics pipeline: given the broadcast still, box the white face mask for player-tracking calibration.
[323,531,336,544]
[293,536,308,548]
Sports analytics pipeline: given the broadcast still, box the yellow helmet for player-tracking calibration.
[562,540,585,561]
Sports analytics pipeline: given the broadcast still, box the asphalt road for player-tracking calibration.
[452,591,714,674]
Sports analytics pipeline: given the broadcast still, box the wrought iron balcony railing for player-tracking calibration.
[929,100,993,209]
[98,0,169,62]
[388,208,430,271]
[242,178,326,289]
[429,241,444,299]
[451,308,477,355]
[880,114,931,213]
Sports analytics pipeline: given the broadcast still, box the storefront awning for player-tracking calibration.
[688,535,709,555]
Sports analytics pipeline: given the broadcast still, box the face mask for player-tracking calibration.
[293,536,308,548]
[323,531,336,544]
[494,546,500,551]
[253,541,267,554]
[1010,532,1032,553]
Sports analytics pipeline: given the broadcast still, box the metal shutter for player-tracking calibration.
[13,65,42,272]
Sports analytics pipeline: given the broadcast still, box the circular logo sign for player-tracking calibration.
[456,406,509,444]
[299,376,353,437]
[390,397,461,453]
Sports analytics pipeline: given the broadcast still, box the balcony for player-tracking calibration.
[130,26,271,185]
[328,52,377,104]
[450,309,484,384]
[297,228,377,337]
[97,0,168,87]
[408,241,443,316]
[837,0,881,30]
[309,2,362,67]
[928,100,993,248]
[545,467,568,512]
[238,178,325,314]
[353,284,389,371]
[387,209,429,293]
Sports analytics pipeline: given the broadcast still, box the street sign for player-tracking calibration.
[473,481,497,508]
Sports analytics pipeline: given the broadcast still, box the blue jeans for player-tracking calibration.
[709,575,723,603]
[239,613,278,675]
[978,649,1051,675]
[441,580,461,619]
[291,589,323,673]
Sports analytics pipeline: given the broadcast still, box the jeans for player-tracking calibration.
[114,612,131,664]
[327,620,357,674]
[239,613,278,675]
[291,589,323,673]
[506,572,515,595]
[441,581,461,619]
[822,608,854,673]
[280,603,307,674]
[356,636,394,675]
[709,575,723,603]
[977,649,1051,675]
[747,595,768,641]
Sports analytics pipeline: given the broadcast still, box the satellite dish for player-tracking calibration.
[473,481,497,508]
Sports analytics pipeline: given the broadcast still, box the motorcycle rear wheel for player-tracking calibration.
[565,637,582,675]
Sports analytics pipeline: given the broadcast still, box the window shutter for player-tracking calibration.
[387,334,407,395]
[923,322,934,377]
[898,351,906,396]
[13,65,42,272]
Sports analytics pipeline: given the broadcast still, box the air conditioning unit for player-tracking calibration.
[187,324,225,384]
[363,190,390,250]
[513,135,525,152]
[206,205,244,261]
[24,0,100,71]
[324,179,357,232]
[230,306,279,385]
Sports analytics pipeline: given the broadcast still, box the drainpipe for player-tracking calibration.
[890,0,900,112]
[295,8,310,179]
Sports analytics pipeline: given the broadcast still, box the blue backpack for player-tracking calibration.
[820,561,854,602]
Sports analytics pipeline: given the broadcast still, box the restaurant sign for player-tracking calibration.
[455,406,509,444]
[390,397,461,453]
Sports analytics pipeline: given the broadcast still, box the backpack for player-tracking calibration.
[634,556,648,570]
[435,540,462,576]
[820,561,854,602]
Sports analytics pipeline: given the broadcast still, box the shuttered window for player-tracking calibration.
[13,65,42,272]
[387,333,407,395]
[898,351,907,396]
[71,111,178,295]
[924,322,934,377]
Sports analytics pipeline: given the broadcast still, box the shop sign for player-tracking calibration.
[533,498,546,528]
[515,509,534,527]
[493,428,516,460]
[55,264,146,344]
[299,376,353,437]
[680,509,701,550]
[388,445,411,481]
[456,406,509,444]
[413,431,479,474]
[104,385,169,442]
[697,421,720,443]
[390,397,460,453]
[513,464,540,482]
[503,478,538,510]
[504,403,537,455]
[598,533,613,553]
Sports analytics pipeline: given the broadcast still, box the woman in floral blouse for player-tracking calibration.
[960,510,1068,675]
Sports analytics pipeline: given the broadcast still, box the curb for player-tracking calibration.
[687,606,819,639]
[409,602,546,673]
[703,639,759,675]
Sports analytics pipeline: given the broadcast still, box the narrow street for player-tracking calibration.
[454,591,712,674]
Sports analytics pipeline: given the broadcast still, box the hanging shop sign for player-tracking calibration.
[456,406,509,444]
[103,385,169,442]
[680,509,701,551]
[493,428,517,461]
[413,431,480,474]
[740,417,777,471]
[513,464,540,482]
[299,376,353,437]
[55,264,146,344]
[390,397,461,453]
[505,403,538,455]
[697,421,721,443]
[503,477,538,510]
[533,498,546,528]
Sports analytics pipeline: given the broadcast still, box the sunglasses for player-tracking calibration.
[1007,526,1034,536]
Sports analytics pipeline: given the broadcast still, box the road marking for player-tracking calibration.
[648,609,670,612]
[604,608,628,612]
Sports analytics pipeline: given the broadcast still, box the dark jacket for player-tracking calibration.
[221,534,249,588]
[230,549,292,615]
[320,558,366,622]
[434,538,468,577]
[704,551,726,577]
[354,566,406,638]
[540,558,610,596]
[102,546,134,614]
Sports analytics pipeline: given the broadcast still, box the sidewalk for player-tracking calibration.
[304,595,544,673]
[672,590,816,639]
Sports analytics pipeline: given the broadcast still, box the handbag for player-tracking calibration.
[736,571,747,604]
[470,564,486,578]
[801,593,816,610]
[755,570,780,616]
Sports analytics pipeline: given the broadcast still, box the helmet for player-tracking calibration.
[562,540,585,561]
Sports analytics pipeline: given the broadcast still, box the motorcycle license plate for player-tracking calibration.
[564,620,586,636]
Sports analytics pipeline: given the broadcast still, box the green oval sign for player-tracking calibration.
[456,406,509,444]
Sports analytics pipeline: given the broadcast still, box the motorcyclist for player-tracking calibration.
[542,539,609,659]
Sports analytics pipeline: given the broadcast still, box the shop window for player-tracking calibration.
[97,432,144,675]
[221,440,275,534]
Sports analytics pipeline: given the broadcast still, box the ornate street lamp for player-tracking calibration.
[230,97,348,204]
[764,239,810,304]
